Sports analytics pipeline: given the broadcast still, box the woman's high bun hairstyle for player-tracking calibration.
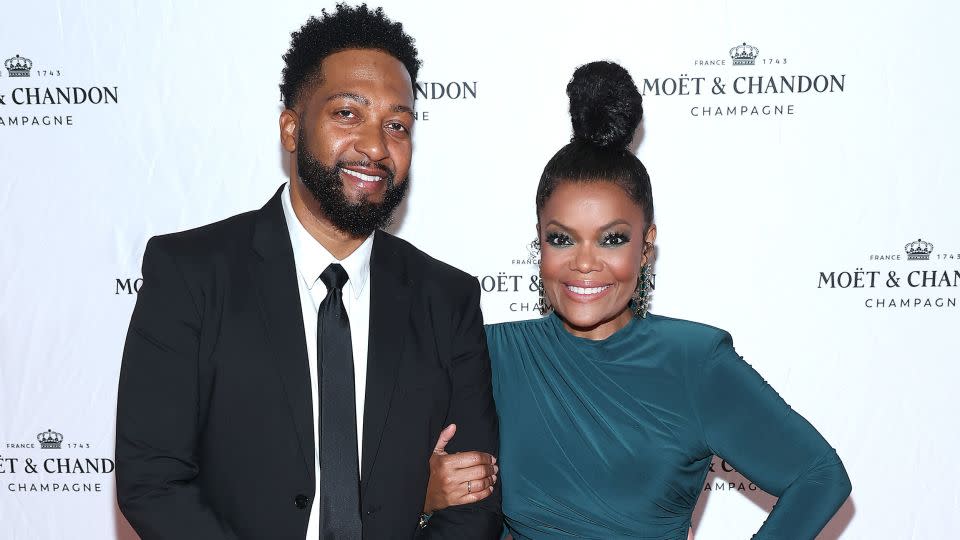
[535,61,654,228]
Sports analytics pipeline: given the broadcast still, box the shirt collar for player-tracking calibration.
[280,183,372,299]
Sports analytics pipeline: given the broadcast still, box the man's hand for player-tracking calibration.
[423,424,498,513]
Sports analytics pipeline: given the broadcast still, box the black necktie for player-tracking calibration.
[317,264,361,539]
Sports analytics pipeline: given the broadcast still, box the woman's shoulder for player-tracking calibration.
[645,313,733,352]
[485,316,552,344]
[484,312,735,359]
[484,316,555,363]
[485,313,730,343]
[485,315,551,331]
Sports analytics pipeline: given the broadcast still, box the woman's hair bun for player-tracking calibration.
[566,61,643,149]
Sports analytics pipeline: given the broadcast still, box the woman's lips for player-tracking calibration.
[561,281,613,302]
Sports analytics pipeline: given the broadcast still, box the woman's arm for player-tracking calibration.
[691,332,852,539]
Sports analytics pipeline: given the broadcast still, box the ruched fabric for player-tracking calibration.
[487,313,851,540]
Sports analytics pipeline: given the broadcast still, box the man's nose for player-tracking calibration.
[354,121,389,163]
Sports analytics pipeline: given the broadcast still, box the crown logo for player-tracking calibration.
[904,238,933,260]
[37,429,63,449]
[527,238,541,258]
[729,43,759,65]
[5,54,32,77]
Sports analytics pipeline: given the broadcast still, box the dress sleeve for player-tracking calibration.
[691,331,851,540]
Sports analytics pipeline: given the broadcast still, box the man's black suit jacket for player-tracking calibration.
[116,187,501,539]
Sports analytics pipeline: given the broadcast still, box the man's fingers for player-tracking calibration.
[446,450,495,469]
[440,464,497,494]
[455,463,497,483]
[432,424,457,455]
[456,483,495,505]
[468,476,494,493]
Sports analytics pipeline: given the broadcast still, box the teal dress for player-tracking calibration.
[486,313,851,540]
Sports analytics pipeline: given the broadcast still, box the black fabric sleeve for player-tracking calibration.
[115,237,237,540]
[419,279,502,539]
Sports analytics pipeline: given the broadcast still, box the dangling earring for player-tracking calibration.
[632,264,653,318]
[537,273,553,315]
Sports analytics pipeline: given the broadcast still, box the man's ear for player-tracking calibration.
[279,109,299,153]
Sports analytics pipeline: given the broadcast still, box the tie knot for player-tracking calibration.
[319,263,349,292]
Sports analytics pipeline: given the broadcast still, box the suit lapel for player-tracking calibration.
[361,230,410,491]
[248,195,409,492]
[250,187,315,480]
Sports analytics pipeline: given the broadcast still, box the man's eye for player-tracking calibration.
[387,122,408,132]
[335,110,355,118]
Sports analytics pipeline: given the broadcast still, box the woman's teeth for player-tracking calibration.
[567,285,610,295]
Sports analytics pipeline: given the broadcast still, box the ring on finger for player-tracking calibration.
[467,480,472,494]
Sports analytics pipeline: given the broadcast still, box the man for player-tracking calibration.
[115,5,500,539]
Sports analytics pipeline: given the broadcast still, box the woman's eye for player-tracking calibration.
[545,233,573,247]
[601,233,630,246]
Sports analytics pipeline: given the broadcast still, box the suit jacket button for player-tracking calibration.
[294,494,309,509]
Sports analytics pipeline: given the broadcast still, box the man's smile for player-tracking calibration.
[341,167,384,183]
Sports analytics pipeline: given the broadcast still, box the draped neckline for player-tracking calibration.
[547,310,645,351]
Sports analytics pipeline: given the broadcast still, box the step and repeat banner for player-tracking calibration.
[1,1,957,538]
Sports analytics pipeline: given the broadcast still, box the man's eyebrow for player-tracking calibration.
[326,92,369,105]
[326,93,413,115]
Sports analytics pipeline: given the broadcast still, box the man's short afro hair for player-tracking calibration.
[280,3,421,108]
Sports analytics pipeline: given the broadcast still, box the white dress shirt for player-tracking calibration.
[280,183,372,540]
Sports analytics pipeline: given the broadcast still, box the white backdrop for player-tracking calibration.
[1,1,958,538]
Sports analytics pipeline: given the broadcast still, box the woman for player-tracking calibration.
[429,61,851,539]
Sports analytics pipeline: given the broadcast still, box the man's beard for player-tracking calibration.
[296,130,408,238]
